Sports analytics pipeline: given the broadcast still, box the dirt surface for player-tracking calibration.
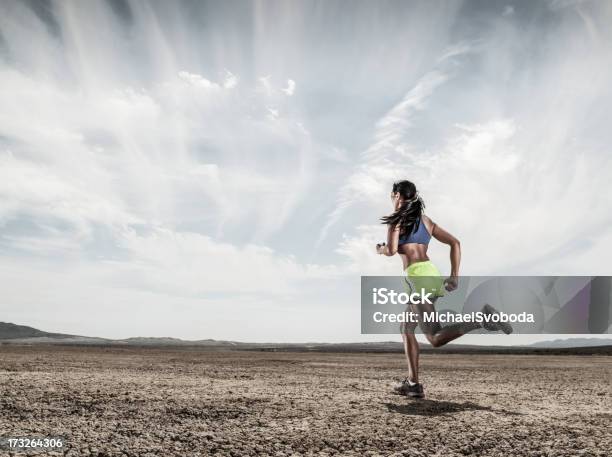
[0,346,610,456]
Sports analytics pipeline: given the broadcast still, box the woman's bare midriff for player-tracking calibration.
[398,243,429,270]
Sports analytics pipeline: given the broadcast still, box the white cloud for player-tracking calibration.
[0,151,140,240]
[335,225,400,276]
[223,70,238,89]
[282,79,296,96]
[330,111,612,277]
[178,71,221,90]
[111,226,342,298]
[258,75,272,96]
[266,107,279,120]
[317,45,472,245]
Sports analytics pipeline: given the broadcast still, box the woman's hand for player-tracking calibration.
[444,276,459,291]
[376,242,386,255]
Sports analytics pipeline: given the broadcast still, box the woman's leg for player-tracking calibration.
[402,331,419,383]
[415,297,482,348]
[400,304,420,382]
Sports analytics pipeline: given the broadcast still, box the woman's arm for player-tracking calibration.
[376,224,400,256]
[429,218,461,280]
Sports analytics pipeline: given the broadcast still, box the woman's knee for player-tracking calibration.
[425,334,443,348]
[400,320,418,335]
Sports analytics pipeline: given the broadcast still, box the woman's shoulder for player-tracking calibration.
[421,214,435,233]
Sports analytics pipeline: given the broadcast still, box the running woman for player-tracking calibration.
[376,180,512,398]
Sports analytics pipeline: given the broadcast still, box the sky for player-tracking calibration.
[1,0,611,343]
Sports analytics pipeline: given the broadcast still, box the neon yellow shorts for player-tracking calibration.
[405,260,446,298]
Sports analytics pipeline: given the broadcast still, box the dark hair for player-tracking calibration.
[380,180,425,236]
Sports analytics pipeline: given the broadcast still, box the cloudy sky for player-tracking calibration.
[1,0,611,343]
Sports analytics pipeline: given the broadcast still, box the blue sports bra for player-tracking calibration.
[398,218,431,245]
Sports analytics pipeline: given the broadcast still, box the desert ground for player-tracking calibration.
[0,345,610,457]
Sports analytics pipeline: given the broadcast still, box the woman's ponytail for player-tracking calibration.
[380,181,425,236]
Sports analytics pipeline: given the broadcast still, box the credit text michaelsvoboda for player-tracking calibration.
[370,287,535,324]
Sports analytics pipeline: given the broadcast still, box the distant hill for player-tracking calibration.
[0,322,246,347]
[0,322,74,339]
[1,322,611,355]
[529,337,612,348]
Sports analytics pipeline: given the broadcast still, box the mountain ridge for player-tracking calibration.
[2,322,612,353]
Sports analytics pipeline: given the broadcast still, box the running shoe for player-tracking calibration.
[393,378,425,398]
[481,303,513,334]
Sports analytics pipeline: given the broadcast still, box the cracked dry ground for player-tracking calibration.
[0,346,610,457]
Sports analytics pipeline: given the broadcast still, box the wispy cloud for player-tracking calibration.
[317,43,475,246]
